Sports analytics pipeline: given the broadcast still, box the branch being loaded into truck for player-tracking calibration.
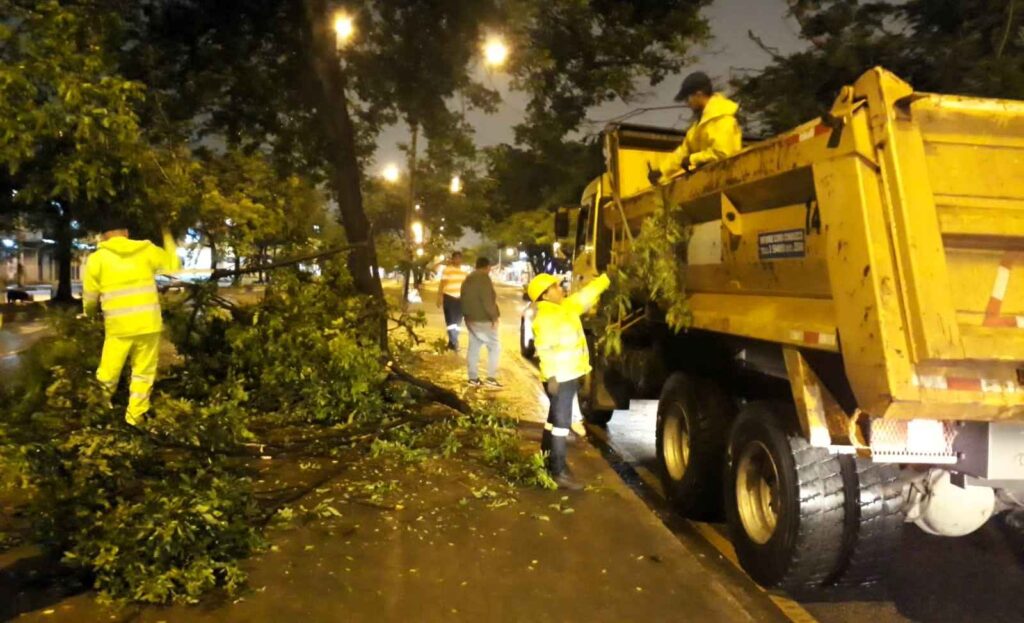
[526,67,1024,596]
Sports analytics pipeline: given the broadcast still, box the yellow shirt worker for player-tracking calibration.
[528,272,610,490]
[649,71,742,184]
[83,225,180,426]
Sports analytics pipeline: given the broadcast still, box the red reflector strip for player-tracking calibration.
[788,330,837,347]
[983,252,1023,326]
[945,377,983,392]
[782,123,828,146]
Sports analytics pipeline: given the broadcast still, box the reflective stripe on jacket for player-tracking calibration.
[660,93,741,176]
[532,274,610,383]
[83,232,180,337]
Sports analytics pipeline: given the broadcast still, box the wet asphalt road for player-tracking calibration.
[0,321,46,382]
[597,404,1024,623]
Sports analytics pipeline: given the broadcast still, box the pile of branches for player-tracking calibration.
[0,259,549,605]
[599,187,693,356]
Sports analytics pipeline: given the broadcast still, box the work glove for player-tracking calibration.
[545,377,559,396]
[647,168,662,186]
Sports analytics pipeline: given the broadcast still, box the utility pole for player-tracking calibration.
[401,122,419,309]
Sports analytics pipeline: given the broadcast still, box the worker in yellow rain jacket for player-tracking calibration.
[527,272,610,490]
[83,224,180,426]
[648,71,742,185]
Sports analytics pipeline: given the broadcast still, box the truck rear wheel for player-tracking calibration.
[725,403,846,595]
[656,373,733,520]
[827,457,904,588]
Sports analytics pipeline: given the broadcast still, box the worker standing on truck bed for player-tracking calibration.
[83,221,180,426]
[648,71,742,185]
[528,272,610,490]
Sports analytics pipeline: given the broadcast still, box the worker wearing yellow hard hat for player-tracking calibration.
[83,221,180,426]
[528,271,610,489]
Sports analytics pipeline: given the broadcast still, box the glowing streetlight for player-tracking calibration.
[415,247,425,258]
[449,174,463,194]
[411,220,424,244]
[483,36,510,68]
[381,163,401,183]
[552,241,561,254]
[333,12,355,47]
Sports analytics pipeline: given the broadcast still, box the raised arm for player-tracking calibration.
[563,273,611,316]
[152,229,181,275]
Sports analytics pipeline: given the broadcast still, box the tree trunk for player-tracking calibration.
[301,0,385,340]
[209,236,219,271]
[233,250,242,286]
[53,208,74,303]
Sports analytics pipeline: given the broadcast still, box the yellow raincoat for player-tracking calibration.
[83,232,179,424]
[659,93,742,176]
[532,274,610,383]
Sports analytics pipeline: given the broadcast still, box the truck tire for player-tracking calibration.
[578,371,613,426]
[519,317,535,359]
[656,373,733,520]
[827,457,904,588]
[725,403,846,595]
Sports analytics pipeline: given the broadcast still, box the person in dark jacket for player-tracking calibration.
[460,257,501,388]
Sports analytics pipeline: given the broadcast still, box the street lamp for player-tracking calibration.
[505,247,516,258]
[411,220,424,245]
[483,36,510,68]
[381,163,401,183]
[333,12,355,48]
[449,174,463,194]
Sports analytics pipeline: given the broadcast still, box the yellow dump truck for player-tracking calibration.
[543,68,1024,594]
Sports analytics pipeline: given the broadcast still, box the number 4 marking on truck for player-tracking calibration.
[804,200,821,236]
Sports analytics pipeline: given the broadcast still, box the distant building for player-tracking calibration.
[1,229,86,301]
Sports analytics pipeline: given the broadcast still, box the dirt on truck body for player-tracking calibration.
[542,67,1024,596]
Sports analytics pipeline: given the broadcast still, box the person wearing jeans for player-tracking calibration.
[437,251,468,352]
[466,320,501,387]
[460,256,501,388]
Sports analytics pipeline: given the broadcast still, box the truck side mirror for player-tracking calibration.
[554,208,570,239]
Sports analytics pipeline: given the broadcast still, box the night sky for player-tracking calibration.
[374,0,806,168]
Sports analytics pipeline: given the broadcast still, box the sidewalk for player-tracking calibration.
[5,294,784,622]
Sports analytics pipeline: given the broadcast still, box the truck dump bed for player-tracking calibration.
[607,68,1024,431]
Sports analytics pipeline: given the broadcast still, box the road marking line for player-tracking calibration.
[588,424,820,623]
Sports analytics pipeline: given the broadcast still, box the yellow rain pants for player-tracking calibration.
[96,332,161,425]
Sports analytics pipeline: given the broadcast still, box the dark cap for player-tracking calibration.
[674,71,713,101]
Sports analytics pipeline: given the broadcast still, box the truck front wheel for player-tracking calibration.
[725,403,846,595]
[656,373,733,520]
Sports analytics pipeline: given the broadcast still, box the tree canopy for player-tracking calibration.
[735,0,1024,133]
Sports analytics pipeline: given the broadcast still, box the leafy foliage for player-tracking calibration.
[0,312,261,605]
[165,263,388,426]
[600,188,691,356]
[736,0,1024,134]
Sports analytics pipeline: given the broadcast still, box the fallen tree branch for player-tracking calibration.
[209,241,369,281]
[388,362,471,414]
